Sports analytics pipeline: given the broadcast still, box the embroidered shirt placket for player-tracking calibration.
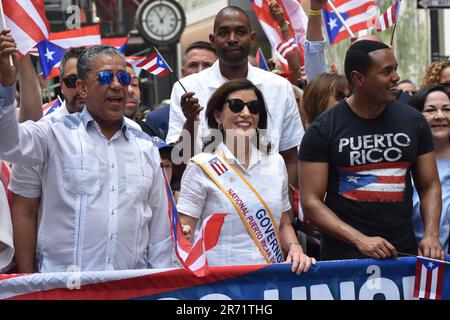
[73,127,85,270]
[105,136,119,270]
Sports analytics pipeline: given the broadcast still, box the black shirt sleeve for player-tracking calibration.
[298,114,331,162]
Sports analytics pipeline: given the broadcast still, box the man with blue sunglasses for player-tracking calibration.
[0,34,176,272]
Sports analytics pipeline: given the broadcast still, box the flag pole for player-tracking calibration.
[398,252,450,265]
[153,46,188,94]
[258,48,269,70]
[327,0,355,39]
[0,0,14,66]
[57,95,63,104]
[389,23,397,47]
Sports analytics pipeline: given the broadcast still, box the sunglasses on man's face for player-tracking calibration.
[96,70,131,87]
[226,99,265,114]
[62,76,78,89]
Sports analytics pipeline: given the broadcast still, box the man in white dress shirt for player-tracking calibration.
[168,6,304,204]
[0,30,174,272]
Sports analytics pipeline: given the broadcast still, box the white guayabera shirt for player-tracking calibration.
[0,84,176,272]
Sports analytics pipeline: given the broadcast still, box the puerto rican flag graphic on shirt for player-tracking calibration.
[337,162,410,202]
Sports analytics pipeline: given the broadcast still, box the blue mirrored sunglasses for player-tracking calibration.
[96,70,131,87]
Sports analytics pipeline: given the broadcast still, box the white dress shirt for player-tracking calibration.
[167,61,304,153]
[0,172,14,272]
[0,84,175,272]
[177,142,291,266]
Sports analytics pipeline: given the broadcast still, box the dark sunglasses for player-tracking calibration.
[96,70,131,87]
[226,99,265,114]
[62,76,77,88]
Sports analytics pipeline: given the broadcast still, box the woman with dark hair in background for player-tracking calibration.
[301,73,350,128]
[177,78,315,274]
[409,85,450,253]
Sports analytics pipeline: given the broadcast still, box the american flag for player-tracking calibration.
[414,257,446,300]
[1,0,50,56]
[323,0,376,44]
[134,52,172,77]
[276,37,298,59]
[164,176,226,277]
[251,0,306,66]
[209,157,228,177]
[376,0,400,32]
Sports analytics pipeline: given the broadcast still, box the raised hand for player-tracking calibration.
[181,92,203,122]
[0,29,19,87]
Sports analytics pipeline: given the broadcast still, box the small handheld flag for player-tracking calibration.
[255,48,269,71]
[37,40,66,79]
[376,0,400,32]
[42,97,63,116]
[413,256,446,300]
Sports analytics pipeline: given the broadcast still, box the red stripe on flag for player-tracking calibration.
[49,25,100,41]
[3,1,47,43]
[343,190,404,202]
[436,265,444,300]
[413,260,422,298]
[375,176,405,184]
[31,0,50,31]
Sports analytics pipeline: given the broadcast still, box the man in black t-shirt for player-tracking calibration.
[299,40,445,261]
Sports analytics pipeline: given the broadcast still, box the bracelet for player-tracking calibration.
[308,8,322,16]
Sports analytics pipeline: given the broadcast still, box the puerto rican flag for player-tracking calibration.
[323,0,376,44]
[255,47,269,71]
[42,97,62,116]
[414,257,446,300]
[251,0,306,66]
[135,52,172,77]
[0,160,12,210]
[376,0,400,32]
[29,25,101,56]
[165,176,226,277]
[1,0,50,56]
[276,37,298,59]
[209,157,228,176]
[337,162,409,202]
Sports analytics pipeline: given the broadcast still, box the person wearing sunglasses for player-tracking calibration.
[177,79,316,274]
[0,39,175,272]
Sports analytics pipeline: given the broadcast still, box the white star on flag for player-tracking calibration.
[328,18,338,30]
[44,48,55,62]
[347,176,359,183]
[428,262,434,268]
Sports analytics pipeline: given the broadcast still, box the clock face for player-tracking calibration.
[137,0,185,44]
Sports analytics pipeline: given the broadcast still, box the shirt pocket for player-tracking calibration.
[123,163,153,201]
[63,155,101,195]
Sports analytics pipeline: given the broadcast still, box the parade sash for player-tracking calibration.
[192,153,284,264]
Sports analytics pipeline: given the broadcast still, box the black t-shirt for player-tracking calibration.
[299,100,434,260]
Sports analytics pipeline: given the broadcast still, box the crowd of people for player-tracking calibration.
[0,0,448,276]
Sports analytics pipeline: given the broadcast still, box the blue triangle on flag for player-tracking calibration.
[37,40,67,78]
[322,8,349,44]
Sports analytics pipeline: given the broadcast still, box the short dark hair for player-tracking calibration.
[344,40,390,87]
[213,6,251,33]
[409,85,450,112]
[205,78,269,152]
[59,46,86,79]
[184,41,215,56]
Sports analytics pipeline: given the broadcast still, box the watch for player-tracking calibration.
[136,0,186,44]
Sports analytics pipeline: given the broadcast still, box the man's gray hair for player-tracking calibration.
[76,45,125,80]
